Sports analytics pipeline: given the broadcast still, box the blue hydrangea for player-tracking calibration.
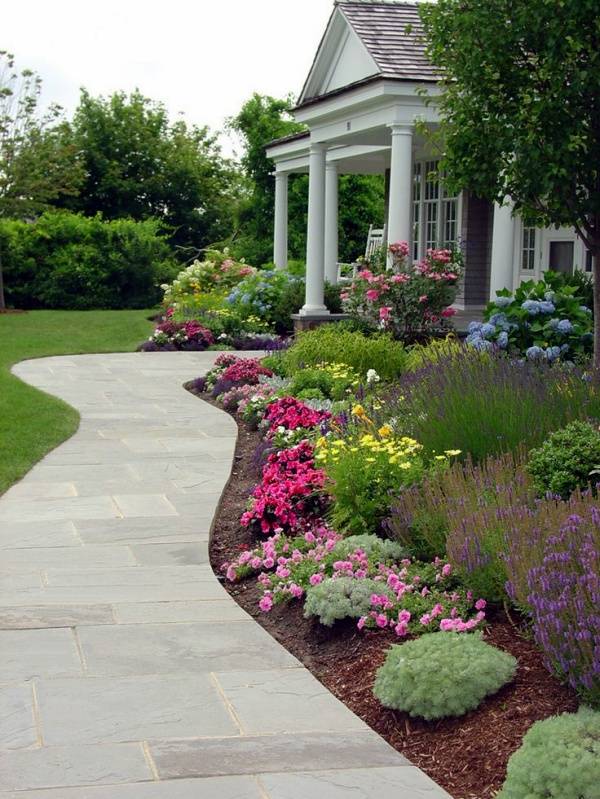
[580,305,592,315]
[544,291,556,303]
[488,312,507,326]
[557,319,573,334]
[522,300,541,315]
[494,296,512,308]
[526,345,545,360]
[470,337,494,352]
[538,301,556,314]
[468,321,483,334]
[548,318,560,330]
[545,346,561,362]
[497,331,509,349]
[481,322,496,338]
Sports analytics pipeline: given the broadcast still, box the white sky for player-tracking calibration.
[3,0,333,158]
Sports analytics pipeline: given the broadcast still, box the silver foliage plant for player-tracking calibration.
[374,631,517,720]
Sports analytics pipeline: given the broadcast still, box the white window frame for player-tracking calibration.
[513,219,594,286]
[411,159,462,261]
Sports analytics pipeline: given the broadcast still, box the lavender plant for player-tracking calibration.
[388,348,600,462]
[525,506,600,707]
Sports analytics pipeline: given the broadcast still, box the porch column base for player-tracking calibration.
[292,312,349,334]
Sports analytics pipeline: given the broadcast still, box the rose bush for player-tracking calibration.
[342,242,463,342]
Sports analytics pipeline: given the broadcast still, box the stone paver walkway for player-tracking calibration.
[1,353,451,798]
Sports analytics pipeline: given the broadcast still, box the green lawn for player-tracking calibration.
[0,309,156,495]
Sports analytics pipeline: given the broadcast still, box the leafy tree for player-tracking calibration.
[420,0,600,364]
[0,51,82,309]
[60,89,237,253]
[230,92,384,266]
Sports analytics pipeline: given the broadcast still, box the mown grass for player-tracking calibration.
[0,309,155,494]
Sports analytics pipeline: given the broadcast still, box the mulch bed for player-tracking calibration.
[193,387,578,799]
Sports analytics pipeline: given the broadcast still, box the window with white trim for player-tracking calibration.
[521,226,536,271]
[411,160,459,259]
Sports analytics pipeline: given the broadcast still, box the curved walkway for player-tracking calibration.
[0,353,450,798]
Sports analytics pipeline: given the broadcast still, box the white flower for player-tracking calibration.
[366,369,380,384]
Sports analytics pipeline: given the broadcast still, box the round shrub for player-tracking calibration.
[498,708,600,799]
[527,420,600,498]
[303,576,392,627]
[331,534,407,562]
[373,632,517,720]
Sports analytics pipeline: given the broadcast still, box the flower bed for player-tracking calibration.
[185,330,600,796]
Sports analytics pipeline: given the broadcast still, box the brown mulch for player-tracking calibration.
[195,389,578,799]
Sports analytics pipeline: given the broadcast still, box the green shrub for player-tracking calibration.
[331,534,407,562]
[527,420,600,499]
[282,324,407,380]
[374,632,517,720]
[316,424,426,536]
[0,211,177,310]
[498,708,600,799]
[287,362,360,401]
[303,576,392,626]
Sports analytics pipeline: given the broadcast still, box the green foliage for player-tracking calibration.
[331,534,407,562]
[419,0,600,361]
[287,362,360,402]
[527,420,600,499]
[498,708,600,799]
[303,576,392,627]
[59,89,237,252]
[0,51,82,223]
[482,272,593,362]
[420,0,600,244]
[0,211,177,309]
[316,424,426,536]
[282,324,407,380]
[374,632,517,720]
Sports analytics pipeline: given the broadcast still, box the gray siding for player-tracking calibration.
[457,192,493,307]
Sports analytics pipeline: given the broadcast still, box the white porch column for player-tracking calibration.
[273,171,288,269]
[301,142,329,315]
[386,124,414,248]
[324,161,339,285]
[489,201,516,299]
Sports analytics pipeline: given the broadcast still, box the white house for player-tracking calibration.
[266,0,594,318]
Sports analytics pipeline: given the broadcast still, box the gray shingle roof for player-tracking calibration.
[338,0,439,83]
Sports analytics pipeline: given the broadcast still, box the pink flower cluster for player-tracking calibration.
[240,441,327,535]
[264,396,331,434]
[219,383,275,413]
[222,358,273,385]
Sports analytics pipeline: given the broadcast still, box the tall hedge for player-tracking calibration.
[0,212,178,309]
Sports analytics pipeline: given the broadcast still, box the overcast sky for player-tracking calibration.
[3,0,333,157]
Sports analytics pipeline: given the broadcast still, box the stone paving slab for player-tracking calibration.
[1,352,452,799]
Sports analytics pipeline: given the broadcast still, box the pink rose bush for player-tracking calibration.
[343,242,463,342]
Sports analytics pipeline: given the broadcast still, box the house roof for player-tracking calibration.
[338,1,438,83]
[297,0,439,109]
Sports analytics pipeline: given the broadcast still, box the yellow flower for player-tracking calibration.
[434,455,447,461]
[352,404,366,418]
[444,449,462,457]
[378,424,393,438]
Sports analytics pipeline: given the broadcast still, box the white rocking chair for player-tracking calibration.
[337,224,387,282]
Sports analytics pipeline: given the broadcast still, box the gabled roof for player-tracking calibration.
[298,0,438,107]
[340,1,438,82]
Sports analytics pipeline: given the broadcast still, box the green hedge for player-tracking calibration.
[0,212,178,309]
